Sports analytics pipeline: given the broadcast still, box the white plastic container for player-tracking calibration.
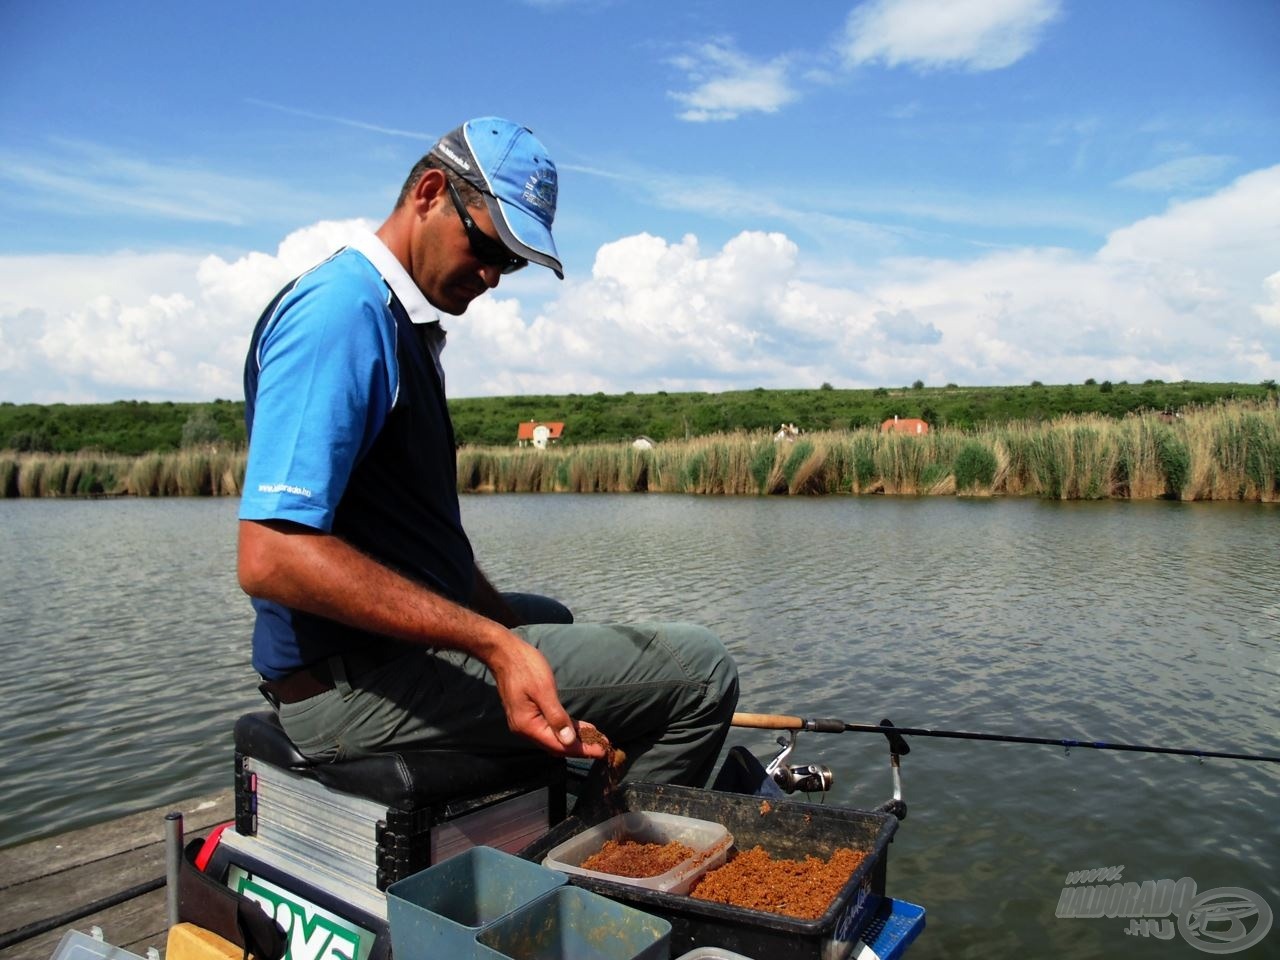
[542,811,732,895]
[48,931,149,960]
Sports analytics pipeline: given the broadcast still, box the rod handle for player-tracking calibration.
[732,711,804,730]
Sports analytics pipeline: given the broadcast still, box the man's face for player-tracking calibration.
[411,178,511,316]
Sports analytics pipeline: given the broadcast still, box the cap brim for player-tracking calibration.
[484,193,564,279]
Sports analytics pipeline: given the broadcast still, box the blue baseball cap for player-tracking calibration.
[431,117,563,279]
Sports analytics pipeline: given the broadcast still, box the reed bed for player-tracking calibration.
[0,448,247,498]
[2,401,1275,501]
[455,400,1279,502]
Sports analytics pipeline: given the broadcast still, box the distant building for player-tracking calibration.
[881,416,929,435]
[773,423,801,442]
[516,421,565,449]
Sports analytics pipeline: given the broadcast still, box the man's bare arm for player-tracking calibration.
[237,519,604,759]
[468,566,523,627]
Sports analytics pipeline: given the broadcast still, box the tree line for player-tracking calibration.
[2,380,1275,454]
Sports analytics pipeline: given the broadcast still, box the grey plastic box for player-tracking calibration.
[386,846,567,960]
[476,885,672,960]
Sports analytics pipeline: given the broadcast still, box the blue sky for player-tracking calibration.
[2,0,1278,402]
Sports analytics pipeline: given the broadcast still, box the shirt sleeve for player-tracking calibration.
[239,260,399,531]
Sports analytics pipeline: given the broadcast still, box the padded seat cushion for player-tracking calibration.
[234,711,562,811]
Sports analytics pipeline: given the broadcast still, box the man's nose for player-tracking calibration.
[479,264,502,289]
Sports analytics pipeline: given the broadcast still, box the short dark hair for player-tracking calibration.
[396,153,485,209]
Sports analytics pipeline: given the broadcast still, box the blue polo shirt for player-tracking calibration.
[241,232,475,679]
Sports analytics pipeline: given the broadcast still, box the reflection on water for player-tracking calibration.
[1,495,1276,959]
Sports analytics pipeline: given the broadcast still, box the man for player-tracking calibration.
[237,117,738,786]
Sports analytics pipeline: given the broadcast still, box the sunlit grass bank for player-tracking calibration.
[2,402,1277,501]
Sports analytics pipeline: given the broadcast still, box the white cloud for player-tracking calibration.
[2,168,1277,405]
[442,165,1279,392]
[870,309,942,345]
[668,41,798,122]
[0,220,371,402]
[1258,272,1280,330]
[1114,155,1236,192]
[842,0,1061,72]
[447,231,813,394]
[1100,165,1280,303]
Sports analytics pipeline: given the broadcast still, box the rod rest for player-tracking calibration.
[234,711,563,811]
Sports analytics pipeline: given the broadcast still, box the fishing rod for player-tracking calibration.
[732,712,1280,764]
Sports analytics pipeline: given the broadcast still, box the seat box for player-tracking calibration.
[232,711,567,914]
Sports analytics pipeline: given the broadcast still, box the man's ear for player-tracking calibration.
[412,168,448,217]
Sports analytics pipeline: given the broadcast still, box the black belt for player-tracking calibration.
[260,646,408,705]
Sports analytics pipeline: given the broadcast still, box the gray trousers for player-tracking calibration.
[276,611,739,788]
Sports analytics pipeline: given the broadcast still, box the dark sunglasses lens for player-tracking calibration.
[450,182,528,273]
[473,232,527,274]
[471,230,524,272]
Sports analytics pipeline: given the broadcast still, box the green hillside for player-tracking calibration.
[2,380,1275,454]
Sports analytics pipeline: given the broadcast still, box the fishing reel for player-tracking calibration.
[734,713,914,818]
[764,732,834,794]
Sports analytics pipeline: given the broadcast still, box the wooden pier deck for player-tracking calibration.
[0,792,234,960]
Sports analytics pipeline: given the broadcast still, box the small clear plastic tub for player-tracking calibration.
[542,811,732,895]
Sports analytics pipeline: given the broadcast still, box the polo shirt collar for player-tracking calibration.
[348,229,437,327]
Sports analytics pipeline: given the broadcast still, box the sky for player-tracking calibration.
[1,0,1278,403]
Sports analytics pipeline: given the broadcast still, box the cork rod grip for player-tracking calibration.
[731,711,805,730]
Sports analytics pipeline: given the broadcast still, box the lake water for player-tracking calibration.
[1,494,1276,958]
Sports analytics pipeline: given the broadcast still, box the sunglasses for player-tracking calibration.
[446,180,528,274]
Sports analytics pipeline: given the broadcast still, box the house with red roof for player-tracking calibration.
[516,421,565,449]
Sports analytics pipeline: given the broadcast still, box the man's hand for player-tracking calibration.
[482,629,608,759]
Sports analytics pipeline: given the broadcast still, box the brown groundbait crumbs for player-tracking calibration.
[579,727,627,805]
[581,839,697,878]
[579,727,610,749]
[690,846,865,920]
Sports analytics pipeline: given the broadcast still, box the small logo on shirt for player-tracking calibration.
[258,482,312,498]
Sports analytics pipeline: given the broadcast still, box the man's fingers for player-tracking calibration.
[488,631,606,759]
[570,720,609,760]
[533,699,610,759]
[507,703,608,759]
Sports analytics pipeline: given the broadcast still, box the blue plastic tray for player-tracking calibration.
[854,898,925,960]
